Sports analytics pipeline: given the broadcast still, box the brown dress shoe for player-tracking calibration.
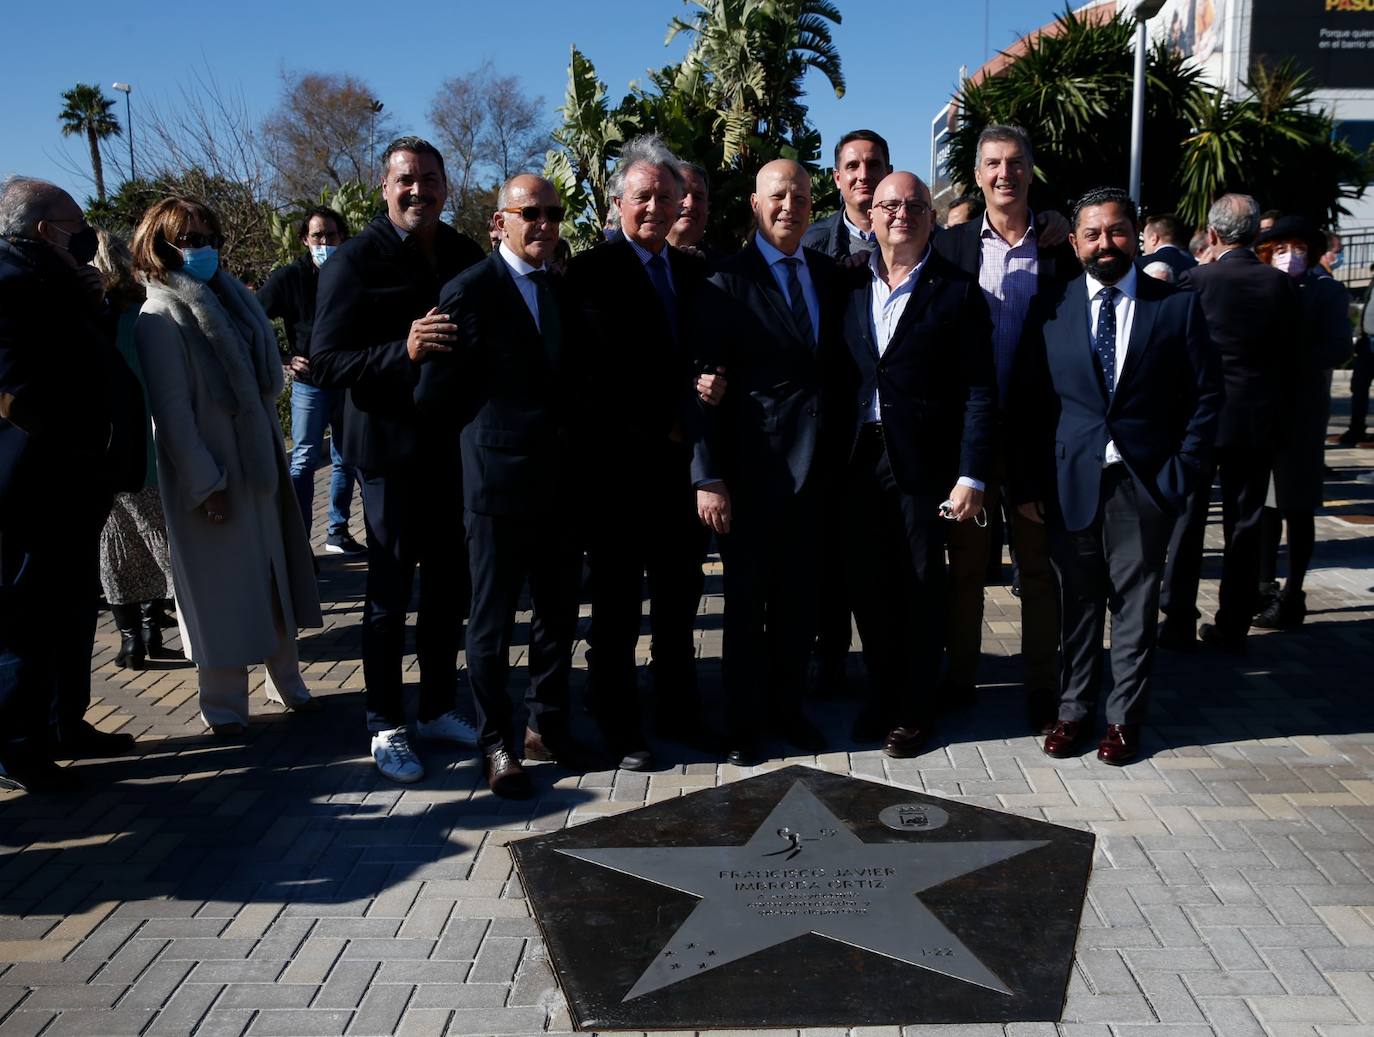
[1096,724,1139,766]
[523,727,603,771]
[486,748,533,799]
[1042,720,1087,758]
[883,724,930,759]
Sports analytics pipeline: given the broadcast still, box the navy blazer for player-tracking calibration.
[1012,271,1222,532]
[843,249,995,501]
[692,240,852,502]
[415,251,582,518]
[1136,244,1197,282]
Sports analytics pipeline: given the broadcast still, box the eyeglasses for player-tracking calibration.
[501,205,565,224]
[173,231,223,249]
[872,200,931,219]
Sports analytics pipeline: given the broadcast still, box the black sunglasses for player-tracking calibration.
[173,231,223,249]
[501,205,565,224]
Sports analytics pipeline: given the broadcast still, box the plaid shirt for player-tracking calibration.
[978,213,1039,406]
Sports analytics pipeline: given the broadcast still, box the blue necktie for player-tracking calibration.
[1094,285,1118,397]
[782,257,816,345]
[646,252,678,340]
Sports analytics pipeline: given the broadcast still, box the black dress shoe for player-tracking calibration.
[0,747,82,794]
[780,715,827,754]
[1253,590,1306,630]
[1043,720,1088,758]
[1027,689,1058,736]
[1199,623,1247,655]
[486,748,533,799]
[53,720,135,759]
[725,743,759,767]
[616,747,654,771]
[883,724,930,759]
[1097,723,1140,766]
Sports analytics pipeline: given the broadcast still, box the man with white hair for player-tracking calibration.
[567,135,723,771]
[0,176,146,791]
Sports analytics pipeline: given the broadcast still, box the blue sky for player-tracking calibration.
[5,0,1080,204]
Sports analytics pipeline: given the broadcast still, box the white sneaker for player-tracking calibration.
[415,709,480,748]
[371,727,423,783]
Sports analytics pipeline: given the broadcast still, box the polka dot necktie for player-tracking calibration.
[1094,285,1118,397]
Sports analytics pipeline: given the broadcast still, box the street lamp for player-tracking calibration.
[1123,1,1167,204]
[112,82,134,183]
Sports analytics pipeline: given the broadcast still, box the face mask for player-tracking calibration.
[309,244,338,267]
[47,222,99,264]
[180,245,219,282]
[1329,252,1344,271]
[1272,250,1307,278]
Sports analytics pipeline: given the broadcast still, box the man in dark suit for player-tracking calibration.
[416,174,589,798]
[842,172,995,758]
[311,136,486,784]
[1158,193,1301,653]
[1138,213,1198,282]
[566,136,722,772]
[1012,187,1221,765]
[694,159,852,766]
[933,124,1077,734]
[0,177,146,792]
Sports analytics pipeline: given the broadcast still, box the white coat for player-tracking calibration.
[136,269,321,668]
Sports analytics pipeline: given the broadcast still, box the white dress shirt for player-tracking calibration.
[755,234,820,339]
[1084,264,1138,467]
[497,242,546,331]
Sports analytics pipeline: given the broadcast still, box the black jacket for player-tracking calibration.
[415,251,585,517]
[310,216,484,473]
[1178,248,1302,449]
[801,210,863,260]
[0,236,146,533]
[257,253,319,384]
[1136,244,1198,281]
[842,250,996,502]
[692,240,853,503]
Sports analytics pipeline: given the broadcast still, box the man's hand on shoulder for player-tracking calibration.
[407,307,457,362]
[1036,210,1071,249]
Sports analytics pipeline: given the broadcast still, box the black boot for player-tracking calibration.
[110,603,144,670]
[145,599,177,629]
[140,601,184,660]
[1253,589,1306,630]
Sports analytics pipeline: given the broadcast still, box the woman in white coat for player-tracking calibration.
[131,197,322,735]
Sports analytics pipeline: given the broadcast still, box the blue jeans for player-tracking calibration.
[289,381,358,537]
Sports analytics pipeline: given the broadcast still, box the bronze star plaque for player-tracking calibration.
[510,765,1095,1029]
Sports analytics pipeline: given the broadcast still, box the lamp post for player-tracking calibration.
[368,99,384,180]
[1123,1,1167,205]
[112,82,134,183]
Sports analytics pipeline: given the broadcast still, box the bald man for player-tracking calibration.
[840,172,995,758]
[692,159,854,765]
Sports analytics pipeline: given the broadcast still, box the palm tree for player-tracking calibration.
[59,83,122,203]
[668,0,845,167]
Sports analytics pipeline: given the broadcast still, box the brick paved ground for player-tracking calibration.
[1,375,1372,1037]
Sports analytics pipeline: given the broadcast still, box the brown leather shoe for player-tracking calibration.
[883,724,930,759]
[1096,724,1139,766]
[486,748,533,799]
[1043,720,1087,758]
[523,727,604,771]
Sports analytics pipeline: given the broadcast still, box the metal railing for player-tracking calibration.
[1335,227,1374,299]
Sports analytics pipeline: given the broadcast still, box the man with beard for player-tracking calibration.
[311,137,486,783]
[1011,187,1220,766]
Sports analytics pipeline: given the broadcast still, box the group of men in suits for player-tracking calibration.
[306,121,1300,794]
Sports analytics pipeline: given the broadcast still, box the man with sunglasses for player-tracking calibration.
[416,174,595,797]
[839,172,995,759]
[566,135,724,772]
[312,137,486,784]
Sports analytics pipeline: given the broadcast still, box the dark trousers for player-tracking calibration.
[464,510,580,754]
[1050,465,1169,726]
[0,516,106,758]
[586,447,706,748]
[1161,445,1271,638]
[719,484,819,743]
[360,465,467,728]
[845,426,946,725]
[1349,337,1372,434]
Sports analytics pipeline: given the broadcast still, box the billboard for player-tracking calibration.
[1155,0,1229,83]
[1250,0,1374,89]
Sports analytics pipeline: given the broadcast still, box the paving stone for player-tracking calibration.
[246,1009,355,1036]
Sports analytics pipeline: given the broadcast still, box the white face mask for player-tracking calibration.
[310,244,338,267]
[1272,250,1307,278]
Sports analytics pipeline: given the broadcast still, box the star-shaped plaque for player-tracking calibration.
[510,765,1095,1029]
[559,781,1046,1000]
